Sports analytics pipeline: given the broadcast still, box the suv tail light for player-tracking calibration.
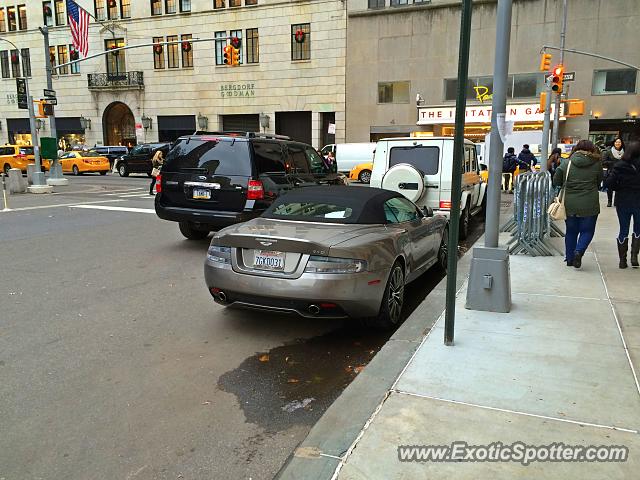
[247,180,264,200]
[155,174,162,193]
[439,200,452,210]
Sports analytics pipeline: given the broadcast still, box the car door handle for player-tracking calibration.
[425,184,439,189]
[398,182,419,190]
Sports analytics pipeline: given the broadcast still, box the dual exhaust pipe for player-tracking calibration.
[213,290,325,316]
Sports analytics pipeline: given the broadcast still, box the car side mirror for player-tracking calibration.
[422,206,434,217]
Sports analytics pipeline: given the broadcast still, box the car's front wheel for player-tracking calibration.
[358,169,372,184]
[369,261,405,330]
[179,222,210,240]
[459,204,470,240]
[118,163,129,177]
[99,171,107,176]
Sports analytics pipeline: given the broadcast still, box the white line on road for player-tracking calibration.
[118,193,154,198]
[0,199,125,213]
[69,204,156,214]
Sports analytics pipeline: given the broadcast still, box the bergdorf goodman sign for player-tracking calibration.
[221,83,256,98]
[417,103,564,125]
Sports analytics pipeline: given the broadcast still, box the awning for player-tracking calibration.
[7,118,30,132]
[157,115,196,131]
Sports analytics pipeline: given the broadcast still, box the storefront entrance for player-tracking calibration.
[589,118,640,150]
[103,102,136,147]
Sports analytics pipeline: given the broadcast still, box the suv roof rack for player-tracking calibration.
[246,132,291,140]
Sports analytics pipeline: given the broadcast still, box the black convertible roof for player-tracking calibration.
[263,186,404,224]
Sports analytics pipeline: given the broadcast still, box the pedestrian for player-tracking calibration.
[518,144,537,171]
[502,147,518,193]
[601,137,624,207]
[325,151,336,172]
[547,147,562,176]
[150,147,164,195]
[553,140,603,269]
[604,141,640,269]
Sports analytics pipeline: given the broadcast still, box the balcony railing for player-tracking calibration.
[87,71,144,90]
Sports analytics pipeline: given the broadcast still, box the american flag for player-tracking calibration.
[67,0,90,57]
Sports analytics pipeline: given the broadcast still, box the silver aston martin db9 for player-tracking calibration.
[204,186,448,328]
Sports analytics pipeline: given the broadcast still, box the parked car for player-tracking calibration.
[320,143,376,174]
[370,137,486,240]
[1,145,50,174]
[155,133,346,239]
[115,142,170,177]
[204,186,448,329]
[59,151,110,175]
[89,145,129,169]
[349,162,374,183]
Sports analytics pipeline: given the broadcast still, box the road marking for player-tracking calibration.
[69,204,156,214]
[0,199,125,213]
[118,193,153,198]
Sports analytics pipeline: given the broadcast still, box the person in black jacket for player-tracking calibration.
[502,147,518,193]
[601,137,624,207]
[604,141,640,269]
[517,144,537,171]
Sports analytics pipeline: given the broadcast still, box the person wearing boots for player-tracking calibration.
[601,137,624,207]
[553,140,603,269]
[604,141,640,269]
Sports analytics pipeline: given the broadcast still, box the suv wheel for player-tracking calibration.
[459,204,471,240]
[118,163,129,177]
[179,222,210,240]
[358,169,372,184]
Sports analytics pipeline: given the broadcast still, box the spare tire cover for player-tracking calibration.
[381,163,425,203]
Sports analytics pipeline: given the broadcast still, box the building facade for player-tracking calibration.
[346,0,640,148]
[0,0,346,150]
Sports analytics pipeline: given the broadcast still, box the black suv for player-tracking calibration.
[89,146,129,170]
[155,133,344,239]
[116,142,170,177]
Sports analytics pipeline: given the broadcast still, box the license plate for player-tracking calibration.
[253,250,285,271]
[192,188,211,200]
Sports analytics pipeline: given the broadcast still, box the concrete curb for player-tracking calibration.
[275,241,478,480]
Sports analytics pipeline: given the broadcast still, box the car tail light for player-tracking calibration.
[14,154,26,159]
[439,200,452,210]
[304,256,367,274]
[155,174,162,193]
[247,180,264,200]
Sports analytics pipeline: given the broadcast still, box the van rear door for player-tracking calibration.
[387,140,443,211]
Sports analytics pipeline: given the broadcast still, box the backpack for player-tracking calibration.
[503,154,516,173]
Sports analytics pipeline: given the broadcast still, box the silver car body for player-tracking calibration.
[204,198,447,320]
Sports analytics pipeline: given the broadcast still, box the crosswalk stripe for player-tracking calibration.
[68,205,156,214]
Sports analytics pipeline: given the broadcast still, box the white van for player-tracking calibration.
[320,143,376,173]
[370,137,486,239]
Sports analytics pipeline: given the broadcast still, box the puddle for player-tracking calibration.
[218,325,391,432]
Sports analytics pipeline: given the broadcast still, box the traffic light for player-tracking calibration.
[539,91,547,113]
[539,53,552,72]
[231,46,240,66]
[223,45,233,65]
[551,65,564,94]
[37,100,54,117]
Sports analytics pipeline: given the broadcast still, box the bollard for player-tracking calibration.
[1,172,10,211]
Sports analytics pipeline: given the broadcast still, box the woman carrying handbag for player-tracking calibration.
[552,140,603,268]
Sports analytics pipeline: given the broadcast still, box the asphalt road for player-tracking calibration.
[0,174,485,480]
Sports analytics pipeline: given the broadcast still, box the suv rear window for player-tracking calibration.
[164,138,252,176]
[19,147,34,155]
[389,146,439,175]
[252,141,285,174]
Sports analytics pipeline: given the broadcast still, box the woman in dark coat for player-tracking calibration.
[601,137,624,207]
[604,141,640,269]
[547,147,562,176]
[553,140,603,269]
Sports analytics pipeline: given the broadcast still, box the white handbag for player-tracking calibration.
[548,160,572,221]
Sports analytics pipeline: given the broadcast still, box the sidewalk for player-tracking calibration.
[278,197,640,479]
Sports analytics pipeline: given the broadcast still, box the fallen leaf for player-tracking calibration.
[287,378,299,383]
[202,401,211,405]
[258,354,270,362]
[354,366,365,374]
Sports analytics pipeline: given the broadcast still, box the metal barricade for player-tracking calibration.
[503,171,564,256]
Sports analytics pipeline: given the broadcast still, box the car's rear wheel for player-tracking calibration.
[358,169,372,184]
[179,221,210,240]
[437,226,449,272]
[459,204,470,240]
[369,261,405,330]
[118,163,129,177]
[99,171,107,176]
[72,165,81,176]
[3,164,10,175]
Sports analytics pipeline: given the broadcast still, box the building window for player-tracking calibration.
[593,69,637,95]
[368,0,385,8]
[17,4,27,30]
[0,9,5,32]
[180,0,191,12]
[215,31,226,65]
[245,0,258,5]
[390,0,408,5]
[245,28,259,64]
[291,23,310,61]
[214,0,225,9]
[21,48,31,76]
[0,51,9,78]
[121,0,131,18]
[378,81,410,103]
[105,38,126,76]
[57,46,69,74]
[43,2,53,26]
[444,74,544,102]
[151,0,162,15]
[230,29,242,64]
[512,73,540,98]
[69,45,80,73]
[230,0,241,7]
[153,36,165,69]
[165,0,177,14]
[54,0,65,25]
[95,0,106,20]
[107,0,118,19]
[167,35,179,68]
[10,49,20,78]
[7,7,17,31]
[181,34,193,67]
[49,46,57,73]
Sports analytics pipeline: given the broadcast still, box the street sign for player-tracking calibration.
[563,71,575,82]
[43,88,56,98]
[43,98,57,105]
[16,78,28,110]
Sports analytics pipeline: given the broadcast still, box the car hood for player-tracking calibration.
[211,217,383,255]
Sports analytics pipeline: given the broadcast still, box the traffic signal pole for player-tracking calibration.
[551,0,567,148]
[540,79,553,170]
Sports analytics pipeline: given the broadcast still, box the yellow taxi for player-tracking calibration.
[349,162,373,183]
[1,145,51,175]
[59,151,110,175]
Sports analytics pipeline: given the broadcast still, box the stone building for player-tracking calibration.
[346,0,640,147]
[0,0,346,150]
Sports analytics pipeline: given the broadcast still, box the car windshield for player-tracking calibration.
[164,138,251,176]
[19,147,34,155]
[269,202,354,221]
